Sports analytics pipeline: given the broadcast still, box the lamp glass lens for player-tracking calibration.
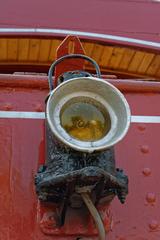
[60,99,111,141]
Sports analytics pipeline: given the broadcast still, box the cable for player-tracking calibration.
[76,187,106,240]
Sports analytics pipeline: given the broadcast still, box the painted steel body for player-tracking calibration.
[0,74,160,239]
[0,0,160,44]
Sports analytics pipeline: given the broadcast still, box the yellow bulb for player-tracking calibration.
[60,101,111,141]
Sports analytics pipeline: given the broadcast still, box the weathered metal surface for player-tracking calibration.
[35,125,128,203]
[0,75,160,239]
[35,64,129,237]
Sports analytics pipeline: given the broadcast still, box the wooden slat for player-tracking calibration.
[0,37,159,80]
[91,44,103,63]
[128,51,145,72]
[39,39,51,62]
[83,42,94,57]
[28,39,40,62]
[7,39,18,61]
[118,48,135,70]
[146,55,160,76]
[99,46,114,67]
[48,40,61,62]
[0,39,7,61]
[18,39,30,62]
[108,47,125,69]
[156,68,160,78]
[137,53,155,74]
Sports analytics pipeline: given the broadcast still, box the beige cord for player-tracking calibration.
[76,187,106,240]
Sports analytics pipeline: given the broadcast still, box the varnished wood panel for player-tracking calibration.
[91,44,103,63]
[0,37,159,80]
[49,40,61,62]
[128,51,145,72]
[0,39,7,61]
[146,55,160,76]
[119,48,135,70]
[18,39,30,62]
[39,39,51,62]
[28,39,40,62]
[83,42,94,57]
[108,47,125,69]
[137,53,155,74]
[7,39,18,61]
[99,46,114,67]
[156,68,160,78]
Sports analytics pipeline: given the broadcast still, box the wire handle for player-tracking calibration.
[48,54,101,91]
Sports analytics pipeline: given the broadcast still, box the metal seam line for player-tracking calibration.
[0,28,160,48]
[0,111,160,123]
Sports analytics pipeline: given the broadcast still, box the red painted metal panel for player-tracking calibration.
[0,79,160,116]
[110,123,160,240]
[0,76,160,239]
[0,1,160,43]
[0,119,42,239]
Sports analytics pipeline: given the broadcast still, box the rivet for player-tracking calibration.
[40,212,56,228]
[35,103,43,112]
[141,145,149,154]
[138,124,146,131]
[149,220,159,231]
[132,226,137,229]
[142,168,151,176]
[3,103,13,111]
[146,192,156,204]
[49,215,55,221]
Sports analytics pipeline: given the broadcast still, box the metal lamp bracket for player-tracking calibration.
[54,35,86,88]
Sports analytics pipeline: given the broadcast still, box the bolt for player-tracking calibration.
[40,212,57,228]
[35,103,43,112]
[138,124,146,131]
[118,237,126,240]
[141,145,149,154]
[142,168,151,176]
[116,191,127,204]
[146,192,156,204]
[149,220,159,231]
[3,103,13,111]
[49,215,55,221]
